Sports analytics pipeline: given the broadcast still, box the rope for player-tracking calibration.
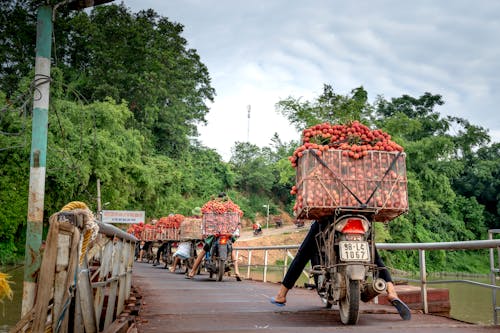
[60,201,88,211]
[59,201,99,269]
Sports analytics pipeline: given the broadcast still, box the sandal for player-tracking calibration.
[270,297,286,307]
[235,275,242,282]
[390,298,411,320]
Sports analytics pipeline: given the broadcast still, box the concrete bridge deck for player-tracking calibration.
[132,262,498,333]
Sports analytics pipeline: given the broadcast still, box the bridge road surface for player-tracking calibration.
[132,262,498,333]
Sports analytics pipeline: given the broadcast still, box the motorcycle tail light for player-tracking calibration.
[219,236,229,245]
[335,218,369,234]
[197,242,204,248]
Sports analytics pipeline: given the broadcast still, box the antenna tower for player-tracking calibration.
[247,105,251,142]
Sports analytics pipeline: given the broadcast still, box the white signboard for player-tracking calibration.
[101,210,145,224]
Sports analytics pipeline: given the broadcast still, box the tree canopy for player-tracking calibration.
[0,2,498,274]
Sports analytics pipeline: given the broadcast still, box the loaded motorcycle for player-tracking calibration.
[310,211,387,325]
[204,233,234,281]
[295,146,408,325]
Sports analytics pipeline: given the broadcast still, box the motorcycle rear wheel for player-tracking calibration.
[217,259,225,281]
[339,279,360,325]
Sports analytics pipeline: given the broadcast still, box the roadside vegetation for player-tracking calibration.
[1,2,498,274]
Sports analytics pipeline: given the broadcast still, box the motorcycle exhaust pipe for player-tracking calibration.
[361,278,387,303]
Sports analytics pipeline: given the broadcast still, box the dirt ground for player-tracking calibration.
[234,221,311,265]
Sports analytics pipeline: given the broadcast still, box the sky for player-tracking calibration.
[124,0,500,161]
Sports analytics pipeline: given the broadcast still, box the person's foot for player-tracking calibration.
[235,275,242,281]
[169,267,175,272]
[270,297,286,306]
[390,298,412,320]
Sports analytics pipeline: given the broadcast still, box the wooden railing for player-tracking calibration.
[10,205,137,333]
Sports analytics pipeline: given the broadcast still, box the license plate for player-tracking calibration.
[339,241,370,262]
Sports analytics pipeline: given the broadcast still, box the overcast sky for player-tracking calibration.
[124,0,500,160]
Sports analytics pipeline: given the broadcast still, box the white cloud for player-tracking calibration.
[124,0,500,159]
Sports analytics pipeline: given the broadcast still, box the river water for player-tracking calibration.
[1,265,23,332]
[1,265,498,331]
[248,269,499,325]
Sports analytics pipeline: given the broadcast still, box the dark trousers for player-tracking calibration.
[156,243,169,262]
[282,221,393,290]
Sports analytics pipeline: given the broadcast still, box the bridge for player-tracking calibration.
[132,262,497,333]
[8,207,500,333]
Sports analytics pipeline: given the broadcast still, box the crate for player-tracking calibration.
[179,217,203,240]
[202,212,240,235]
[141,229,156,241]
[155,227,180,241]
[295,149,408,222]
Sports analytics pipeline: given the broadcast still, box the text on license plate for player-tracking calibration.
[339,241,370,262]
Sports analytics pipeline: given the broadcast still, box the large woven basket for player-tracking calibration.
[295,149,408,222]
[202,212,240,235]
[179,217,203,240]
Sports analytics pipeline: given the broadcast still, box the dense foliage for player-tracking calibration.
[277,85,494,272]
[1,2,498,274]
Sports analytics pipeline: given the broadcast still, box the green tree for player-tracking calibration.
[274,84,494,272]
[452,143,500,229]
[230,142,275,195]
[1,2,215,158]
[57,4,214,157]
[276,84,373,131]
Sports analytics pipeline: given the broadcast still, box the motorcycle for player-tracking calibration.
[204,234,234,281]
[253,228,262,236]
[161,240,177,269]
[311,212,387,325]
[181,240,204,273]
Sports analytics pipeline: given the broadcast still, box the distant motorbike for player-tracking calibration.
[311,212,386,325]
[161,240,177,269]
[253,228,262,236]
[182,240,203,273]
[204,234,233,281]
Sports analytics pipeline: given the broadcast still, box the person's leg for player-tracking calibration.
[374,247,411,320]
[143,242,152,262]
[273,221,321,304]
[374,248,401,300]
[231,249,241,281]
[170,256,181,272]
[187,249,205,278]
[139,241,145,261]
[154,243,164,266]
[188,236,214,277]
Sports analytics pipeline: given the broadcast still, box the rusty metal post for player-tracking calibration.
[22,5,53,316]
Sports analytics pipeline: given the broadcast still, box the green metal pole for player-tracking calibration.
[22,5,52,316]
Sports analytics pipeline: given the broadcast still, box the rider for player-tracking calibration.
[169,240,193,272]
[253,222,262,234]
[186,192,241,281]
[153,240,168,266]
[270,218,411,320]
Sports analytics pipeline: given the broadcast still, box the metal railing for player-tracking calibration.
[489,229,500,325]
[234,236,500,324]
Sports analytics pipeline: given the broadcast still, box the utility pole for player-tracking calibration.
[22,0,115,316]
[22,5,53,316]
